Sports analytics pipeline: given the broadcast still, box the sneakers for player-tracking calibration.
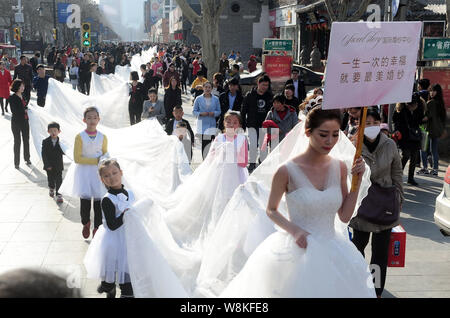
[416,168,429,175]
[49,189,55,198]
[92,227,98,238]
[82,221,91,239]
[56,194,63,203]
[431,169,438,176]
[26,160,31,166]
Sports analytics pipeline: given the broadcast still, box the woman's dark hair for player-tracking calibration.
[148,88,158,95]
[366,108,381,122]
[430,84,447,121]
[0,269,81,298]
[305,106,342,132]
[130,71,139,81]
[284,84,295,93]
[10,79,23,93]
[213,72,223,85]
[273,94,286,105]
[140,64,147,70]
[166,76,180,89]
[418,78,430,90]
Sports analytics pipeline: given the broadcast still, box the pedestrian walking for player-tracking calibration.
[9,79,31,168]
[349,108,404,298]
[0,61,12,115]
[32,65,50,107]
[13,56,33,105]
[128,71,145,125]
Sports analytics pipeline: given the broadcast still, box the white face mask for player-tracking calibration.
[364,126,380,139]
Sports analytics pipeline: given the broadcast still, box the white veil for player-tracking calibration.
[195,115,371,297]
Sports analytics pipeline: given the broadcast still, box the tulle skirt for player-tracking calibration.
[60,163,106,199]
[221,231,376,298]
[84,225,130,284]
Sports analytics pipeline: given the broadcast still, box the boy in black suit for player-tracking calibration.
[165,105,194,163]
[42,122,65,203]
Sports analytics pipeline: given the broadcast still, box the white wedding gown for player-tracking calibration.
[220,158,376,298]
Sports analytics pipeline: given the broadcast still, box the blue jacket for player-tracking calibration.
[193,94,221,135]
[33,75,50,98]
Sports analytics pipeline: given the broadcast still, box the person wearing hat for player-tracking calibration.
[32,65,50,107]
[248,55,257,73]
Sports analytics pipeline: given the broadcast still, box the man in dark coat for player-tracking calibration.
[13,56,33,105]
[218,78,243,130]
[241,75,273,172]
[285,68,306,102]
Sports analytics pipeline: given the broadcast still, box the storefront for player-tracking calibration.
[275,4,302,61]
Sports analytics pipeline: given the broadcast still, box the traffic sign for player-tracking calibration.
[263,38,293,51]
[423,38,450,60]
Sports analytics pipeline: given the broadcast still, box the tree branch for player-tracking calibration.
[347,0,372,22]
[175,0,201,24]
[324,0,337,21]
[337,0,349,21]
[296,0,325,15]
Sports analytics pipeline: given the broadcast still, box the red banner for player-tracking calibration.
[263,55,293,82]
[422,68,450,110]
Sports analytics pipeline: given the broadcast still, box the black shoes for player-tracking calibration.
[248,163,256,174]
[26,160,31,166]
[97,283,116,298]
[407,179,419,186]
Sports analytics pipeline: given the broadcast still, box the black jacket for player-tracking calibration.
[142,72,159,93]
[241,87,273,130]
[78,60,92,80]
[218,90,244,130]
[9,94,28,125]
[393,104,424,150]
[164,87,182,120]
[285,96,300,114]
[13,64,33,87]
[128,82,145,112]
[165,118,194,143]
[285,78,306,102]
[41,136,64,171]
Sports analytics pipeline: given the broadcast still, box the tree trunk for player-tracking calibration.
[176,0,227,82]
[199,14,220,81]
[446,0,450,37]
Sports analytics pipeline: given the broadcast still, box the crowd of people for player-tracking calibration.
[0,41,448,299]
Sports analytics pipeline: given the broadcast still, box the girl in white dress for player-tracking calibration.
[84,159,134,298]
[220,107,376,298]
[85,159,189,298]
[164,111,248,252]
[59,107,108,239]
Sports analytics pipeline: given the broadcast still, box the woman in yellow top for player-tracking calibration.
[60,107,108,239]
[190,70,209,100]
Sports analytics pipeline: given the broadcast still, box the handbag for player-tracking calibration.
[69,73,77,80]
[420,125,429,151]
[357,183,400,225]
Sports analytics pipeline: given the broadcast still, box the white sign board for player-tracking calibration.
[322,22,422,110]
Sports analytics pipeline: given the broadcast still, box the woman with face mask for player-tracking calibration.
[349,108,404,298]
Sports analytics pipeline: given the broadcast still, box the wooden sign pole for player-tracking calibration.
[351,106,368,192]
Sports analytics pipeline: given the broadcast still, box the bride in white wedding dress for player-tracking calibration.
[220,107,376,298]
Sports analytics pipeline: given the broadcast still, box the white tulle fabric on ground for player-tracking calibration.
[163,135,248,252]
[220,159,375,298]
[123,198,191,297]
[195,116,372,297]
[84,192,135,284]
[28,78,192,202]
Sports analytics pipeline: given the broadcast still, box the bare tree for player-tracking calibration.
[298,0,372,22]
[175,0,228,80]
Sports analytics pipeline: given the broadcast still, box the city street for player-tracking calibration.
[0,87,449,298]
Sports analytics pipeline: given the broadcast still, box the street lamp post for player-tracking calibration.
[38,0,57,45]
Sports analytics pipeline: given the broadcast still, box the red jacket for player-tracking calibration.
[0,69,12,99]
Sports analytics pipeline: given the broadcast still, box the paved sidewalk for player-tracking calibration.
[0,88,449,297]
